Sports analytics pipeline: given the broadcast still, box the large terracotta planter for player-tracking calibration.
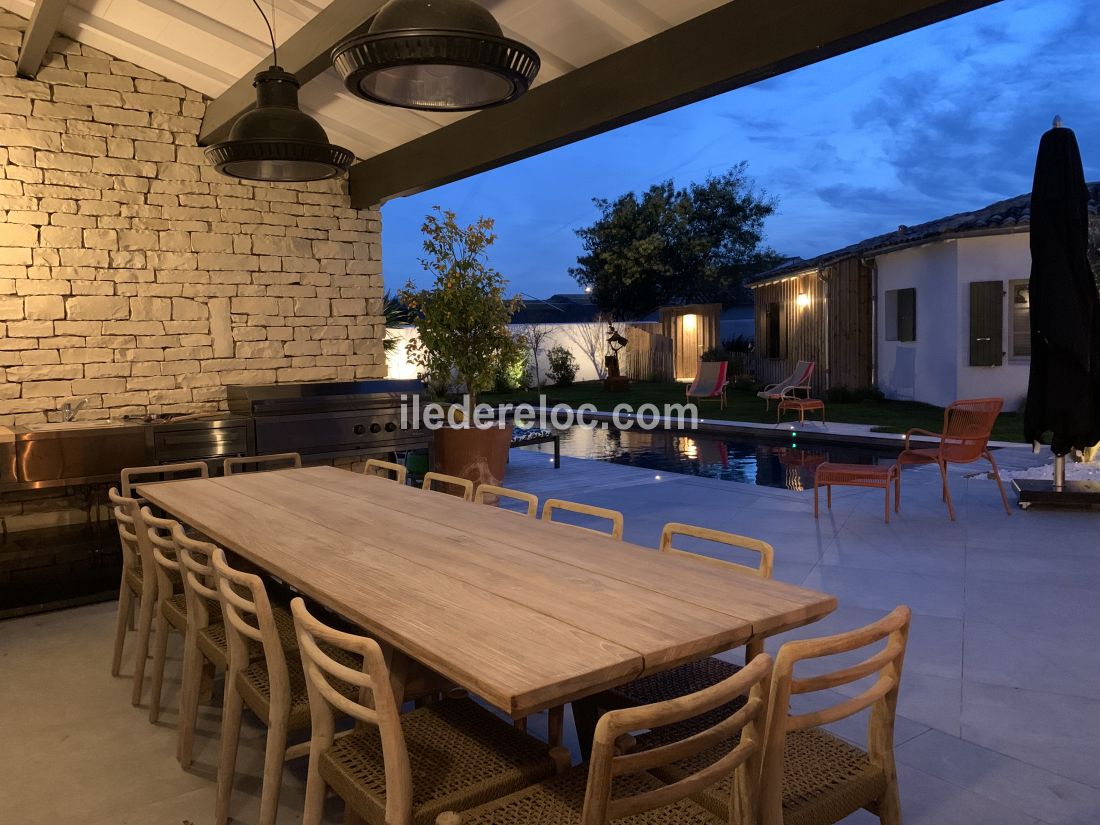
[434,424,511,489]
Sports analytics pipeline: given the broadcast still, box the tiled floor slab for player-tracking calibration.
[3,445,1097,825]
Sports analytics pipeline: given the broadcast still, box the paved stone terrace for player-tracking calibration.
[1,446,1097,824]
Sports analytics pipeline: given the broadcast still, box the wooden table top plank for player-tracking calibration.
[284,466,837,636]
[207,470,753,671]
[138,478,642,716]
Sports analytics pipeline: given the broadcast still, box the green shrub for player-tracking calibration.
[547,346,579,387]
[722,335,753,353]
[701,346,729,362]
[493,345,530,392]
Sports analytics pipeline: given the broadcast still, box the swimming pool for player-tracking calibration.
[517,424,902,492]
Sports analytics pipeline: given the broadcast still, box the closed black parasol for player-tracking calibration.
[1023,121,1100,456]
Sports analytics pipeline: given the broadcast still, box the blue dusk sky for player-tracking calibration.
[381,0,1100,297]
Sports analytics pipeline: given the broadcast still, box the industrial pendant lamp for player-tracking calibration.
[206,0,353,182]
[331,0,540,111]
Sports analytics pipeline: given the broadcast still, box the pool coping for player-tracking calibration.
[514,406,1028,452]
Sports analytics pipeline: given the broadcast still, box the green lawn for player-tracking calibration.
[483,381,1026,443]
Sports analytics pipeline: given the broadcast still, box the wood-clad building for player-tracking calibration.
[750,183,1100,405]
[659,304,723,381]
[750,258,873,396]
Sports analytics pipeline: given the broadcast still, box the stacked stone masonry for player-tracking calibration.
[0,11,385,426]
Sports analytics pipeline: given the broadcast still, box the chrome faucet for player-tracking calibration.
[60,399,86,422]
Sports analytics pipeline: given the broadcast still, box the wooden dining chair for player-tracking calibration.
[224,452,303,476]
[143,507,189,725]
[109,488,151,700]
[422,471,475,501]
[121,460,209,497]
[210,547,332,825]
[437,653,773,825]
[660,607,911,825]
[110,461,209,704]
[603,523,776,718]
[364,458,408,485]
[291,597,568,825]
[541,499,624,540]
[473,484,538,517]
[173,524,232,768]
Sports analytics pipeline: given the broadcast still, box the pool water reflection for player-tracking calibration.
[520,425,902,492]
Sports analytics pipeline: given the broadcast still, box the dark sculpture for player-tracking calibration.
[604,323,628,378]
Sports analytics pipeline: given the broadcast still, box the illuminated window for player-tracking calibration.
[1010,279,1031,358]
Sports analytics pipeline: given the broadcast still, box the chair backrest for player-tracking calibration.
[141,506,183,601]
[758,606,911,825]
[783,360,814,389]
[108,487,144,578]
[172,523,222,631]
[364,459,408,485]
[473,484,538,517]
[940,397,1003,460]
[541,499,624,540]
[290,597,414,825]
[210,547,289,684]
[582,653,773,825]
[688,360,727,395]
[422,471,474,501]
[120,461,209,497]
[660,523,774,579]
[764,360,814,397]
[224,452,302,476]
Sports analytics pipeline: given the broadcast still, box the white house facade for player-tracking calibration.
[876,232,1033,410]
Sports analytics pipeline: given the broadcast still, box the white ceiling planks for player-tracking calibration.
[0,0,730,159]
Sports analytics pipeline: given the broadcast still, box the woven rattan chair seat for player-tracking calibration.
[647,727,886,825]
[197,604,298,672]
[126,562,183,598]
[445,762,725,825]
[237,643,360,730]
[609,657,743,709]
[319,697,560,825]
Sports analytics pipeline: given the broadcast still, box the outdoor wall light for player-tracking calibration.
[206,1,353,182]
[796,293,811,309]
[331,0,540,111]
[683,313,698,333]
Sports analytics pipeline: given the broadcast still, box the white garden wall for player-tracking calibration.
[386,322,615,386]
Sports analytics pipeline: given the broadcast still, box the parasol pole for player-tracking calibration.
[1051,114,1066,492]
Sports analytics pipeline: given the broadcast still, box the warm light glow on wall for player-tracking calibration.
[683,313,698,332]
[796,293,811,309]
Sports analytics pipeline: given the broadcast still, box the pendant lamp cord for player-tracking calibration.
[252,0,278,66]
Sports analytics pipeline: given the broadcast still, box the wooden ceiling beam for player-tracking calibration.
[16,0,69,78]
[348,0,1003,208]
[198,0,387,146]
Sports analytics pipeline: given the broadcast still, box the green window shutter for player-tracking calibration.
[969,281,1004,366]
[897,288,916,342]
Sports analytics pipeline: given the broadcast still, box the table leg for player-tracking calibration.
[572,694,603,763]
[382,644,411,708]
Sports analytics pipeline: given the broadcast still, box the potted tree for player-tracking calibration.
[400,208,525,489]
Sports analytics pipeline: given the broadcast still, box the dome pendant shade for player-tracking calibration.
[206,68,353,182]
[332,0,540,111]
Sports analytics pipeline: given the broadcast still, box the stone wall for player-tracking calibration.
[0,11,385,427]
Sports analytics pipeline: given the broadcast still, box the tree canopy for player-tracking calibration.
[570,164,782,318]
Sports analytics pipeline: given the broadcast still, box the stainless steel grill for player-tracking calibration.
[226,380,432,462]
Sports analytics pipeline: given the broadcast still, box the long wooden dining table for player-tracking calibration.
[138,465,836,753]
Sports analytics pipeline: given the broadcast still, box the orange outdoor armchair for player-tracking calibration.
[896,397,1012,520]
